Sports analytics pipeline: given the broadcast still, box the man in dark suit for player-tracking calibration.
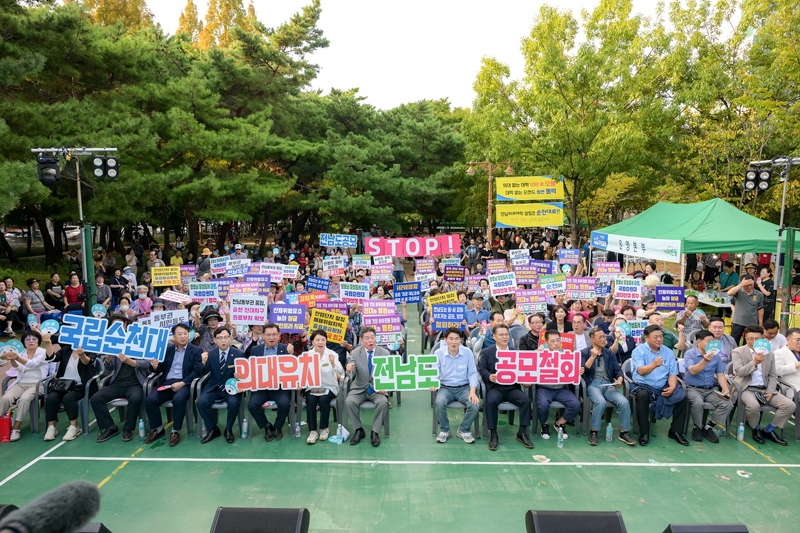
[143,323,204,447]
[248,323,295,441]
[197,326,245,444]
[478,324,534,451]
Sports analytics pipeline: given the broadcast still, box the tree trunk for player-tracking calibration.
[52,219,64,260]
[258,203,272,257]
[161,198,171,252]
[290,211,311,239]
[99,224,108,251]
[215,222,231,253]
[183,203,200,259]
[141,223,154,249]
[28,206,58,265]
[108,225,124,255]
[0,233,19,264]
[569,178,581,245]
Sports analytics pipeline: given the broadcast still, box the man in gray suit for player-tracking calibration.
[345,327,389,447]
[732,325,794,446]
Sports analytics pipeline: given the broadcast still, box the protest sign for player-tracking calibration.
[363,314,402,344]
[59,314,169,361]
[235,352,321,392]
[515,289,547,314]
[179,265,196,282]
[283,292,300,304]
[40,319,60,335]
[352,254,372,270]
[443,265,466,283]
[465,275,483,291]
[142,309,189,329]
[210,256,229,275]
[529,260,555,275]
[595,277,613,296]
[495,176,564,201]
[298,291,327,308]
[494,349,580,385]
[282,264,299,279]
[558,249,581,265]
[247,263,262,275]
[595,261,622,275]
[323,256,347,276]
[539,273,567,297]
[440,258,460,267]
[415,272,437,286]
[509,248,530,266]
[363,300,397,316]
[243,275,271,296]
[415,258,435,273]
[628,320,648,344]
[309,309,348,342]
[340,282,369,304]
[306,276,331,293]
[566,277,596,300]
[259,263,285,279]
[189,282,219,306]
[227,282,261,296]
[269,304,306,333]
[365,234,461,257]
[371,263,393,281]
[486,259,507,273]
[393,282,421,303]
[226,258,252,277]
[372,255,392,265]
[320,233,358,248]
[214,277,235,300]
[431,304,465,331]
[513,265,540,285]
[489,272,517,297]
[151,266,181,286]
[495,203,564,227]
[614,278,642,300]
[229,295,269,325]
[316,301,349,316]
[655,286,685,311]
[427,291,459,310]
[373,354,439,390]
[537,332,576,351]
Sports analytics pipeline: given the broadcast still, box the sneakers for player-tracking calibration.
[436,431,451,443]
[63,426,81,441]
[456,429,475,443]
[9,429,20,442]
[540,424,551,440]
[307,430,318,444]
[618,432,636,446]
[44,425,58,441]
[702,425,720,444]
[554,422,569,439]
[4,328,16,338]
[319,428,329,441]
[588,430,599,446]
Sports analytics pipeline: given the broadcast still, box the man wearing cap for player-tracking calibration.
[196,248,212,277]
[231,244,248,260]
[122,266,137,290]
[194,308,226,353]
[465,291,490,336]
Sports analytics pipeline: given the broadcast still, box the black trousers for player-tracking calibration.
[144,380,192,432]
[305,391,336,431]
[248,389,291,430]
[730,323,746,346]
[485,385,531,430]
[45,389,83,422]
[634,389,688,436]
[90,383,143,432]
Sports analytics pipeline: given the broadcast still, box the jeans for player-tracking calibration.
[434,385,479,434]
[393,270,404,283]
[587,379,631,432]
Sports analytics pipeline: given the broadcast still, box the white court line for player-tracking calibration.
[40,456,800,469]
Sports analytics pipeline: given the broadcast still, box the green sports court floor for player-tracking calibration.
[2,329,800,532]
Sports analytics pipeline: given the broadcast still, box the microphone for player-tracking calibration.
[0,480,101,533]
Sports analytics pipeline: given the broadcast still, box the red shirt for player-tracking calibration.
[64,284,84,304]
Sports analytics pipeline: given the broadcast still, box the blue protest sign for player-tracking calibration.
[558,249,581,265]
[431,304,465,331]
[393,282,421,303]
[306,276,331,293]
[655,286,685,311]
[269,304,306,333]
[705,340,722,356]
[754,339,771,354]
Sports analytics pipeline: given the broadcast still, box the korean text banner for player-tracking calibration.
[316,301,349,316]
[365,235,461,257]
[230,295,269,325]
[489,272,517,297]
[298,292,327,308]
[614,278,642,300]
[309,309,348,342]
[496,203,564,228]
[495,176,564,202]
[306,276,331,293]
[515,289,547,314]
[655,286,685,311]
[340,282,369,304]
[373,355,439,391]
[363,300,396,316]
[558,249,581,265]
[189,282,218,306]
[59,314,169,361]
[393,282,421,303]
[138,309,188,329]
[363,315,402,345]
[566,277,596,300]
[431,304,465,331]
[320,233,358,248]
[371,263,393,281]
[235,352,321,392]
[179,265,196,281]
[152,266,181,286]
[269,304,306,333]
[443,265,466,283]
[513,265,540,285]
[591,231,682,264]
[495,350,580,385]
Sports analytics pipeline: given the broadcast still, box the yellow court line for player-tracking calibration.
[736,434,792,476]
[97,422,173,488]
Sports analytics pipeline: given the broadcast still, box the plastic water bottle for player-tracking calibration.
[557,427,564,448]
[138,419,145,439]
[201,420,207,438]
[606,423,613,442]
[337,423,343,442]
[737,422,745,442]
[295,422,301,438]
[241,418,249,439]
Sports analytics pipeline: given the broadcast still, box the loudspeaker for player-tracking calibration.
[210,507,309,533]
[0,505,18,521]
[525,510,627,533]
[76,523,113,532]
[663,525,748,533]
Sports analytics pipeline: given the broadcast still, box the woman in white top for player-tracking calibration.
[305,329,343,444]
[0,329,48,441]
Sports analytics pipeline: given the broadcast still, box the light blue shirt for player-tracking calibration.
[434,345,479,388]
[631,342,678,388]
[682,347,724,388]
[166,346,186,381]
[263,345,278,356]
[465,307,490,327]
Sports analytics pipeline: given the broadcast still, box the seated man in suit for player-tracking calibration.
[197,327,245,444]
[581,327,635,446]
[732,325,795,445]
[345,327,390,447]
[774,327,800,399]
[479,324,533,451]
[631,325,690,447]
[536,330,581,440]
[143,323,203,446]
[431,327,480,444]
[248,323,294,442]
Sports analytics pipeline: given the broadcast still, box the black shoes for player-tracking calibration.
[588,430,599,446]
[350,427,366,445]
[122,430,133,442]
[489,430,499,451]
[702,426,720,443]
[371,431,380,447]
[264,424,275,442]
[638,433,649,446]
[224,429,235,443]
[96,426,119,443]
[691,426,703,442]
[619,432,636,446]
[752,427,765,444]
[201,427,221,444]
[764,429,788,446]
[668,430,689,446]
[274,429,283,441]
[517,427,534,449]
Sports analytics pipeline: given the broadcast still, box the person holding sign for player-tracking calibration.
[581,327,635,446]
[682,330,733,444]
[247,324,294,442]
[432,328,480,444]
[731,326,794,446]
[143,324,204,447]
[345,327,390,447]
[630,325,690,447]
[0,329,48,442]
[197,327,246,444]
[43,338,97,443]
[536,330,581,440]
[479,325,533,451]
[304,330,344,444]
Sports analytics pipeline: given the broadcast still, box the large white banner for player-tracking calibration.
[591,232,681,263]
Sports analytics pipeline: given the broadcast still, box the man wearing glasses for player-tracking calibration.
[197,327,245,444]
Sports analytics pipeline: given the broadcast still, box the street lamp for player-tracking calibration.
[465,160,513,245]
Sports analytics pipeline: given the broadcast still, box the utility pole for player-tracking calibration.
[466,161,514,245]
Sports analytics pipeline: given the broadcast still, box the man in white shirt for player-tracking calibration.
[571,314,590,352]
[763,319,787,352]
[774,328,800,399]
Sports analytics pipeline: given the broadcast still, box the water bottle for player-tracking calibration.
[201,420,207,438]
[138,419,145,439]
[557,427,564,448]
[241,418,248,439]
[295,422,301,438]
[737,422,745,442]
[337,423,343,442]
[606,423,613,442]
